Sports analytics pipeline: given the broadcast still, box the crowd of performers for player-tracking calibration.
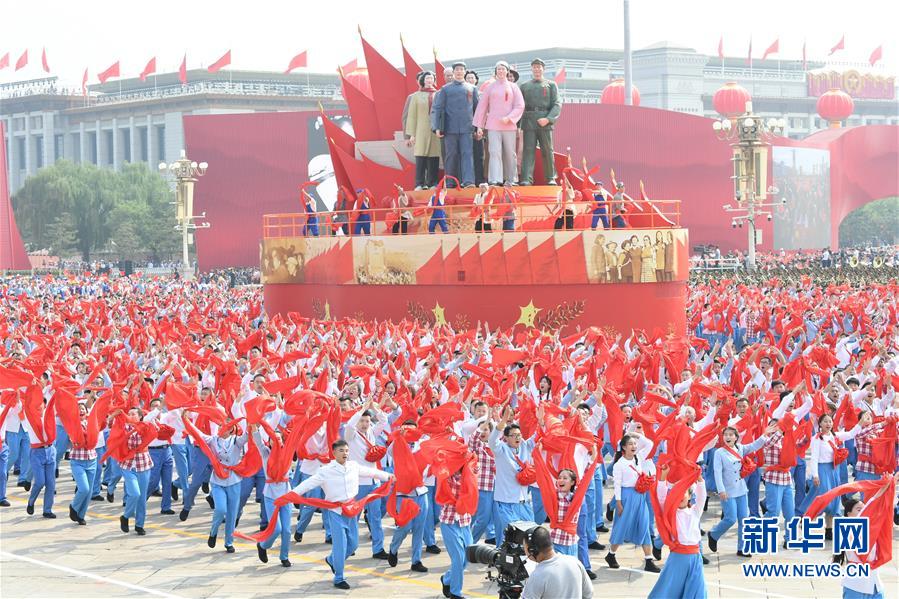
[1,273,897,599]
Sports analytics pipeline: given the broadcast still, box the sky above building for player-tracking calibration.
[1,0,895,87]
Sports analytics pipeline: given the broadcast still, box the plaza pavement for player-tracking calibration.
[0,463,896,599]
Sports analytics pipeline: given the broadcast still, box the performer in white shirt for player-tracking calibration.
[648,464,707,599]
[291,439,393,590]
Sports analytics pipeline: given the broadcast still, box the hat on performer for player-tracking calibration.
[508,68,520,82]
[452,61,467,70]
[494,60,511,73]
[531,58,546,66]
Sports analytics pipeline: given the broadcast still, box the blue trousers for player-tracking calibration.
[29,446,56,514]
[107,459,124,496]
[183,444,212,512]
[531,486,547,527]
[428,209,449,233]
[792,459,807,512]
[262,496,293,561]
[555,543,577,555]
[577,502,593,571]
[494,500,534,546]
[239,468,268,527]
[295,471,329,537]
[502,217,516,231]
[210,481,241,547]
[353,214,371,235]
[328,511,358,584]
[443,132,474,187]
[357,483,385,553]
[710,493,748,548]
[764,482,795,537]
[71,458,98,519]
[471,489,495,542]
[171,444,190,490]
[303,218,319,236]
[54,424,69,467]
[424,485,438,547]
[91,448,106,496]
[123,468,151,527]
[591,207,609,229]
[440,522,472,597]
[582,477,597,545]
[148,446,174,511]
[7,430,32,483]
[0,444,7,501]
[612,215,627,229]
[746,468,761,517]
[389,493,428,564]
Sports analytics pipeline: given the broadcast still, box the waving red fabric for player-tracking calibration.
[650,463,701,553]
[236,481,395,544]
[804,474,895,569]
[419,434,478,516]
[533,450,598,535]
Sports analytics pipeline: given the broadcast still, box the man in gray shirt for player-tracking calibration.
[522,526,593,599]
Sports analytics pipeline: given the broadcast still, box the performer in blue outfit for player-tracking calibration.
[431,62,478,188]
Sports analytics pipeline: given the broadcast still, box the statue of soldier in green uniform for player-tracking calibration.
[518,58,562,185]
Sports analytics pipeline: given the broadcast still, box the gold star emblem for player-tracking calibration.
[515,300,542,328]
[432,302,447,326]
[324,300,331,320]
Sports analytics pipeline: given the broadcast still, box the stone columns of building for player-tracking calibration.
[129,116,139,164]
[146,114,155,164]
[43,112,55,168]
[79,122,88,165]
[112,117,121,170]
[95,119,103,166]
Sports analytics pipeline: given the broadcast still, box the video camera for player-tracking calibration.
[466,521,539,599]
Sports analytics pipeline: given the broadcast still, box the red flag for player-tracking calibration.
[401,38,423,94]
[802,40,807,71]
[284,50,307,73]
[762,38,779,60]
[41,47,49,72]
[97,61,120,84]
[179,54,187,84]
[829,35,845,56]
[15,50,27,71]
[139,57,156,81]
[746,37,752,66]
[0,53,8,69]
[208,49,231,73]
[81,68,88,97]
[554,67,567,84]
[869,45,883,66]
[341,58,358,73]
[717,36,724,59]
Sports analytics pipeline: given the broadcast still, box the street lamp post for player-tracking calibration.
[712,102,786,270]
[159,150,208,281]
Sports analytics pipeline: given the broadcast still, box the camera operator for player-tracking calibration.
[522,526,593,599]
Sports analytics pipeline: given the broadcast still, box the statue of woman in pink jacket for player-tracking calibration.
[473,61,525,186]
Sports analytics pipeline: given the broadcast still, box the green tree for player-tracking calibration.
[12,161,180,261]
[839,197,899,248]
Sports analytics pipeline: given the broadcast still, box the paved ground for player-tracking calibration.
[0,465,896,599]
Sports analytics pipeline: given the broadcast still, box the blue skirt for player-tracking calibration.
[610,487,651,546]
[799,461,840,516]
[843,587,883,599]
[648,551,707,599]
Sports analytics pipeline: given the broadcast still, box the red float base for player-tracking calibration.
[263,281,686,334]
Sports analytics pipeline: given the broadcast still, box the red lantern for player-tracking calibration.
[601,79,640,106]
[713,82,751,118]
[342,67,372,99]
[816,88,854,128]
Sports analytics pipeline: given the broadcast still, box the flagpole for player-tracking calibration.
[623,0,633,106]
